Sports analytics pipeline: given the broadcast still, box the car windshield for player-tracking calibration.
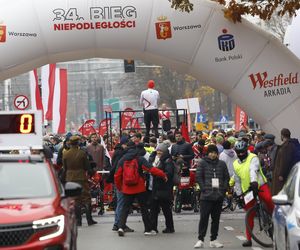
[0,162,54,199]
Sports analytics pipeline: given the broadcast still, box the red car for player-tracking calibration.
[0,154,82,250]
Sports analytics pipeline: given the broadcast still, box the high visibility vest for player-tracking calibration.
[233,153,267,193]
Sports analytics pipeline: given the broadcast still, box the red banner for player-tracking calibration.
[130,118,141,129]
[181,122,190,143]
[78,119,96,136]
[98,118,112,136]
[121,107,135,129]
[235,106,248,131]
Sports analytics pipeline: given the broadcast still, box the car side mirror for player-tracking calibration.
[64,182,82,197]
[272,194,292,206]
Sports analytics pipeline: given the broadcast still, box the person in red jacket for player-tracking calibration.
[114,142,167,237]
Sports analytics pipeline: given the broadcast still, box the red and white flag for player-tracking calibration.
[29,69,43,114]
[52,68,68,134]
[235,106,248,131]
[41,64,56,121]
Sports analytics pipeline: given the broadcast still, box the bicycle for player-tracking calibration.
[222,189,240,212]
[244,189,273,248]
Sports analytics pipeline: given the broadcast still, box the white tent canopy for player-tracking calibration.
[0,0,299,139]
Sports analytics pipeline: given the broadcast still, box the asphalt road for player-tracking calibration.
[77,210,269,250]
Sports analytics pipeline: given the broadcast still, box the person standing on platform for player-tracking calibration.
[140,80,160,138]
[159,103,171,134]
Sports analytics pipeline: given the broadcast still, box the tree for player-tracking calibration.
[169,0,300,23]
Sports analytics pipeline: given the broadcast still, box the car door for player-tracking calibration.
[274,167,298,249]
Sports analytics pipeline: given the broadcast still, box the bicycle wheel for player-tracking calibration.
[245,205,273,248]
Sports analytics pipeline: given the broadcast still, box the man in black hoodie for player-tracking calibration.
[171,130,194,176]
[194,144,229,248]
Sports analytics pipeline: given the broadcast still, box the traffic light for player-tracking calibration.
[124,59,135,73]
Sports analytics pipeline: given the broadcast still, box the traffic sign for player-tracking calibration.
[196,113,207,123]
[220,115,228,123]
[14,95,29,110]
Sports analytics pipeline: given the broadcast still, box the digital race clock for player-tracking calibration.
[0,111,43,150]
[0,113,35,134]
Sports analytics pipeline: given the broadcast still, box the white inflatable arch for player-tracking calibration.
[0,0,299,138]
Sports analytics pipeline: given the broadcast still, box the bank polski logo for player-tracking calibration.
[218,29,235,51]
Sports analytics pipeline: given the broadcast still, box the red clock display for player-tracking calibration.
[0,114,35,134]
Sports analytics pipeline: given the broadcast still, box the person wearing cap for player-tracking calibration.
[149,143,175,234]
[140,80,160,138]
[63,135,98,226]
[272,128,298,195]
[194,144,229,249]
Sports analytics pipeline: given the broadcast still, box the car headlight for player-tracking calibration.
[33,215,65,241]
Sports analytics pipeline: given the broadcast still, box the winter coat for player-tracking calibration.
[219,149,238,177]
[86,143,105,170]
[196,157,229,201]
[114,148,166,195]
[106,144,125,184]
[171,140,194,168]
[63,147,91,203]
[272,139,296,195]
[151,152,174,201]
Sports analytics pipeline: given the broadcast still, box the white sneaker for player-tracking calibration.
[209,240,223,248]
[194,240,204,248]
[118,228,124,237]
[144,230,157,236]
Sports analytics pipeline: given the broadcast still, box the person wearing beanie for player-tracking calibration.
[148,142,175,234]
[140,80,160,138]
[194,143,229,248]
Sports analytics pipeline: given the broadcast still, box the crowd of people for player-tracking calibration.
[8,81,298,248]
[32,123,299,249]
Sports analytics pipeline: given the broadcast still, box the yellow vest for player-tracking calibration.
[233,153,267,193]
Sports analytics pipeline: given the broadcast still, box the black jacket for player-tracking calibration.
[171,140,194,168]
[151,152,174,201]
[106,144,125,184]
[196,157,229,201]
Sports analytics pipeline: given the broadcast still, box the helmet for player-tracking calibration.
[234,140,248,154]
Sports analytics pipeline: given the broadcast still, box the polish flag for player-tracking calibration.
[29,69,44,114]
[52,68,68,134]
[41,64,56,121]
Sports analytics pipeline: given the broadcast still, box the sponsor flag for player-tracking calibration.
[235,106,248,131]
[41,64,56,121]
[98,118,111,136]
[52,68,68,134]
[121,107,135,129]
[78,119,96,136]
[181,122,190,143]
[29,69,44,116]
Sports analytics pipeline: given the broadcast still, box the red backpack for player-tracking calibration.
[122,158,140,186]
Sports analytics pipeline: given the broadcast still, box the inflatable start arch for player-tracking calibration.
[0,0,299,138]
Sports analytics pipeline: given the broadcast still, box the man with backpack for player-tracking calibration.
[114,141,167,237]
